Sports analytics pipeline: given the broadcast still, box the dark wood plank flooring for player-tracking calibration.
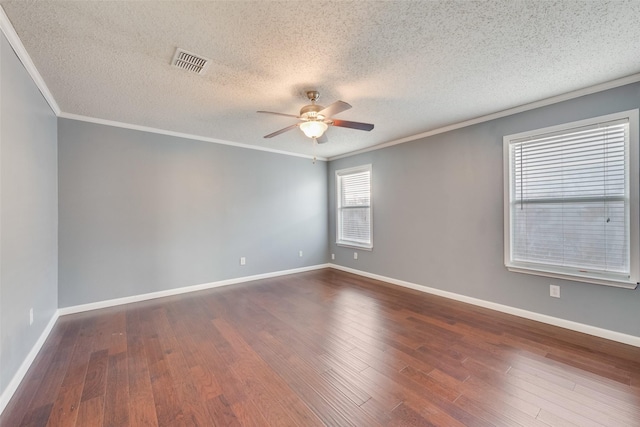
[1,269,639,426]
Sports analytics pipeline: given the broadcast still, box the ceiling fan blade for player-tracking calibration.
[316,134,328,144]
[331,119,374,131]
[257,110,300,119]
[264,123,299,138]
[318,101,351,118]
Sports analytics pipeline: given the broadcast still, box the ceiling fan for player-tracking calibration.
[258,91,374,144]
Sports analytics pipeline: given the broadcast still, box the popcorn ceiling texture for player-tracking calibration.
[2,1,640,158]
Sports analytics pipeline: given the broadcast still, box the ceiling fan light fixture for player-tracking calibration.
[300,120,328,139]
[259,90,373,141]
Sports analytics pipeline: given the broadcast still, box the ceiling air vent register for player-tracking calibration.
[171,48,210,75]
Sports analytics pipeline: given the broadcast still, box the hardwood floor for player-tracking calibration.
[1,269,639,426]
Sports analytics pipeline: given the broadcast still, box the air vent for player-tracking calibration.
[171,48,210,75]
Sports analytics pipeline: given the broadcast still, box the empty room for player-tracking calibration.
[1,1,640,426]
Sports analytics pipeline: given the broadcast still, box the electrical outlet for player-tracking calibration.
[331,253,335,260]
[299,250,303,257]
[354,252,358,260]
[550,284,560,298]
[29,308,33,325]
[240,257,246,266]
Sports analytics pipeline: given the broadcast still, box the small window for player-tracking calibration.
[504,110,639,288]
[336,165,372,250]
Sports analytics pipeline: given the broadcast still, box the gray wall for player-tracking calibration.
[58,119,328,307]
[329,82,640,337]
[0,34,58,395]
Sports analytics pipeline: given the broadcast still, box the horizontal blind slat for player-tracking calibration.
[509,119,630,276]
[338,167,372,246]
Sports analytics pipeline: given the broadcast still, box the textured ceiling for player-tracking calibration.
[3,1,640,158]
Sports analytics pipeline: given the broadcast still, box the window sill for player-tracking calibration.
[506,264,638,289]
[336,241,373,251]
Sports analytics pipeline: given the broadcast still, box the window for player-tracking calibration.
[336,165,372,249]
[504,110,639,289]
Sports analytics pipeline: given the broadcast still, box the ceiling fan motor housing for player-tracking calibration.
[300,104,325,120]
[259,90,373,140]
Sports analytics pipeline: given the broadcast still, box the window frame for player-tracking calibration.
[336,164,373,250]
[503,109,639,289]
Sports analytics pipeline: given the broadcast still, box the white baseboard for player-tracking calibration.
[0,310,60,416]
[0,264,328,418]
[329,264,640,348]
[3,262,636,420]
[59,264,330,316]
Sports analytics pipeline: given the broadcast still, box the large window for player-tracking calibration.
[504,110,639,288]
[336,164,372,249]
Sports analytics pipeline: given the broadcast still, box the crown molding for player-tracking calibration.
[329,72,640,161]
[3,1,639,163]
[0,4,324,162]
[0,6,60,115]
[58,112,326,161]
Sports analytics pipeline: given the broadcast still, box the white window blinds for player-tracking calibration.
[504,111,639,288]
[336,165,372,249]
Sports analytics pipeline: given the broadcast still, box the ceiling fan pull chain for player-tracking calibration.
[312,138,318,164]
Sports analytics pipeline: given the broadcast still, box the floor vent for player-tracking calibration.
[171,48,210,75]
